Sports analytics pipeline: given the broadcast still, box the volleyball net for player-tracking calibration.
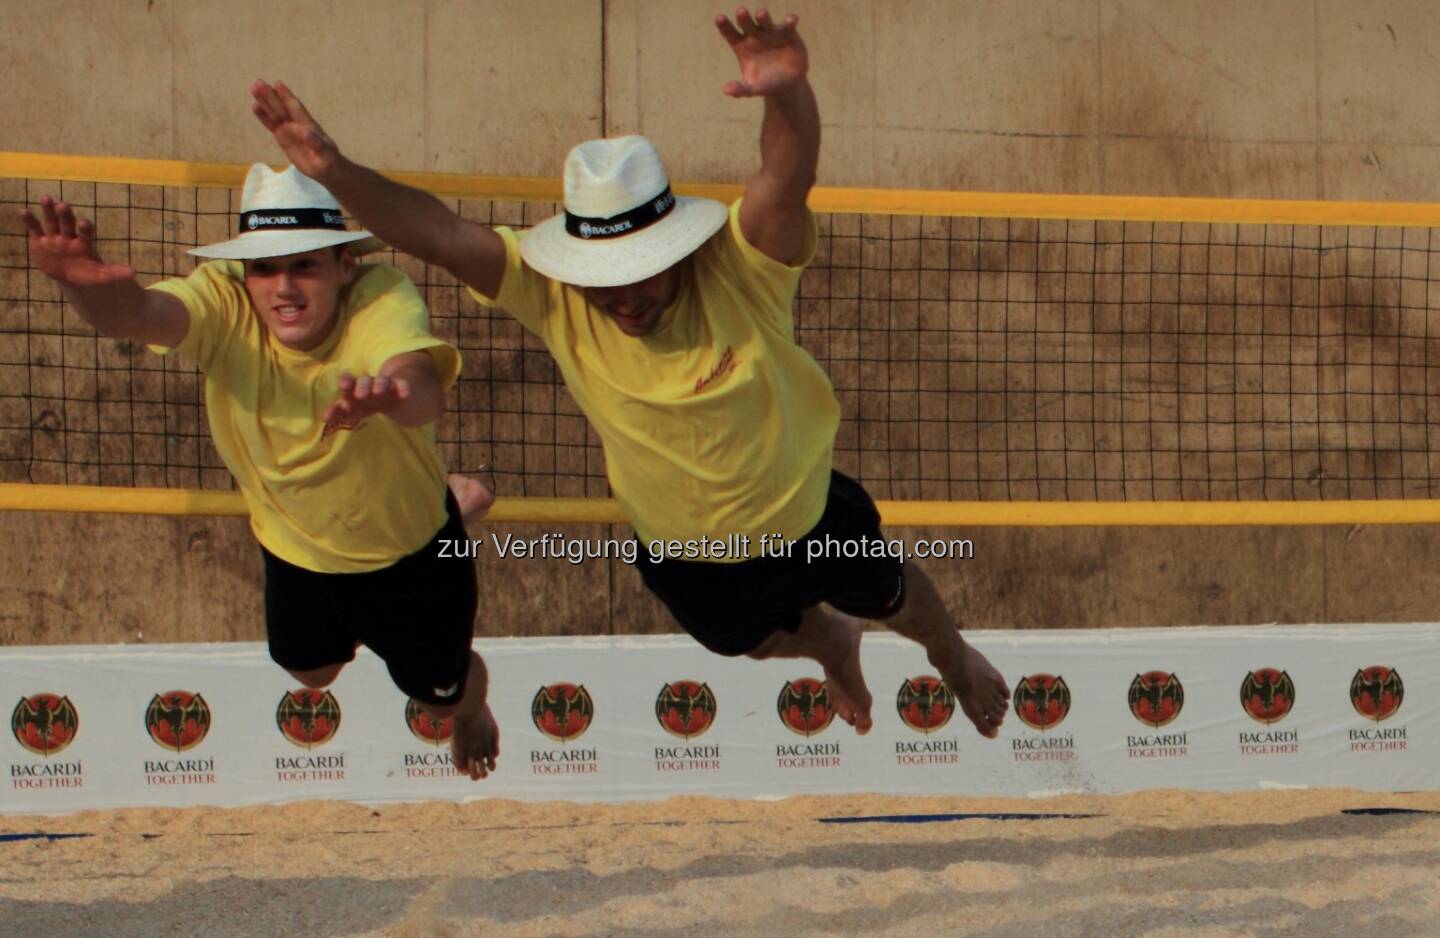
[5,152,1440,524]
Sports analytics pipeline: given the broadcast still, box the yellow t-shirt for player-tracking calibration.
[149,261,460,573]
[470,200,839,552]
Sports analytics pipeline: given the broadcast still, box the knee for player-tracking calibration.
[745,632,783,661]
[287,663,344,688]
[448,474,495,522]
[416,699,460,718]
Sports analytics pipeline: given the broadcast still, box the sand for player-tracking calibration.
[1,788,1437,937]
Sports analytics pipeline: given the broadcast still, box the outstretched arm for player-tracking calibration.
[20,197,189,347]
[320,351,446,432]
[717,7,820,265]
[251,80,508,298]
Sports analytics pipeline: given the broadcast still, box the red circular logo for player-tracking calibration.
[1013,674,1071,731]
[11,693,79,757]
[275,689,342,748]
[531,683,594,744]
[1128,672,1184,728]
[655,681,717,740]
[1240,669,1296,724]
[405,699,452,745]
[1350,666,1403,722]
[896,676,955,734]
[776,678,835,737]
[145,690,212,752]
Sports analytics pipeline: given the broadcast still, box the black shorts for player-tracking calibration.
[637,471,906,657]
[262,491,477,706]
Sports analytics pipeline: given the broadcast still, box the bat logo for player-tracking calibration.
[1350,666,1403,722]
[1013,674,1071,731]
[275,689,341,749]
[405,698,452,745]
[654,681,717,740]
[776,678,835,737]
[896,676,955,734]
[1128,672,1184,728]
[1240,669,1296,724]
[531,683,594,744]
[11,693,79,757]
[145,690,212,752]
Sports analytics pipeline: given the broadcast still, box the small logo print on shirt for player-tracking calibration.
[322,415,366,437]
[694,345,738,394]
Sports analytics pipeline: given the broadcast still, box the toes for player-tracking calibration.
[963,698,1005,738]
[458,752,484,780]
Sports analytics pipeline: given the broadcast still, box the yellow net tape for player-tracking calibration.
[8,151,1440,225]
[2,484,1435,526]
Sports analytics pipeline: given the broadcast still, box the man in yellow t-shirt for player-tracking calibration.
[20,164,500,780]
[252,9,1012,739]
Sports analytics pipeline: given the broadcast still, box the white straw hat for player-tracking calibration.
[519,136,728,288]
[190,163,382,260]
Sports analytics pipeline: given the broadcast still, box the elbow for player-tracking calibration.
[760,163,816,202]
[795,168,818,197]
[406,391,446,428]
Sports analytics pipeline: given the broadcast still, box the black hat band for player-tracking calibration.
[237,207,348,233]
[564,187,676,240]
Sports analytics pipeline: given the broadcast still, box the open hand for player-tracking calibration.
[322,373,410,432]
[715,7,808,98]
[20,197,136,287]
[251,80,340,181]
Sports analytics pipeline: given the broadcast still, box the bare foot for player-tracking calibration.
[451,701,500,780]
[447,473,494,524]
[439,651,500,780]
[935,639,1010,739]
[819,617,874,735]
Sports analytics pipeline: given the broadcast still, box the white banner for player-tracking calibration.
[2,623,1435,813]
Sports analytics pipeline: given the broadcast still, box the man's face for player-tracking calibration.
[243,247,355,351]
[582,265,680,337]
